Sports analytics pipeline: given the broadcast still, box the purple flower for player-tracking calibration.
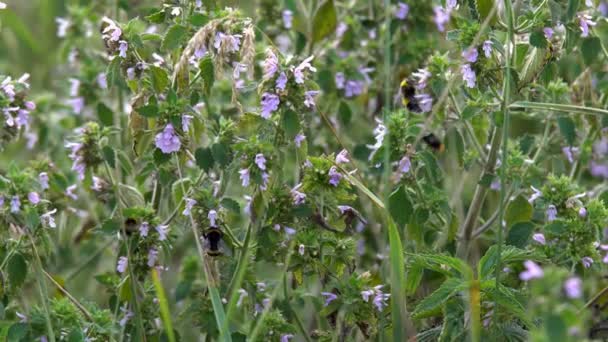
[263,49,279,80]
[547,205,557,222]
[260,93,280,119]
[335,72,345,89]
[15,109,29,129]
[282,10,293,29]
[336,149,350,164]
[39,172,49,190]
[255,153,267,170]
[140,222,149,237]
[102,17,122,41]
[564,277,582,299]
[67,97,85,114]
[294,133,306,147]
[293,56,316,84]
[66,184,78,200]
[328,166,342,187]
[182,115,194,133]
[395,2,409,20]
[156,224,169,241]
[97,73,108,89]
[447,0,457,9]
[579,14,596,37]
[117,256,128,274]
[239,168,250,187]
[147,248,158,267]
[281,335,294,342]
[344,80,364,98]
[415,93,433,112]
[10,196,20,213]
[208,209,218,227]
[519,260,543,281]
[591,161,608,178]
[284,226,296,236]
[28,192,40,205]
[461,64,476,88]
[41,209,57,228]
[276,72,287,91]
[92,176,104,191]
[462,47,479,63]
[119,305,133,327]
[155,124,181,154]
[182,198,197,216]
[127,67,135,80]
[361,289,374,302]
[482,40,492,58]
[594,138,608,156]
[291,184,306,205]
[373,292,390,312]
[579,207,588,218]
[433,6,451,32]
[562,146,578,163]
[543,27,554,39]
[528,186,542,203]
[336,22,348,38]
[213,32,242,53]
[582,256,594,268]
[321,292,338,306]
[304,90,319,108]
[412,68,431,90]
[236,289,248,307]
[15,312,27,323]
[24,101,36,111]
[532,233,546,245]
[261,172,270,190]
[398,155,411,176]
[56,17,70,37]
[69,78,80,97]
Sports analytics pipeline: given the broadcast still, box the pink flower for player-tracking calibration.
[519,260,543,281]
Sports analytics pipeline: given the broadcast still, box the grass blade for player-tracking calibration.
[510,101,608,116]
[151,269,176,342]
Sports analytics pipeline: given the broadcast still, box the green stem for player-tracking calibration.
[28,232,56,342]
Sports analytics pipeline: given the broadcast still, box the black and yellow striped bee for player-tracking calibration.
[400,78,445,153]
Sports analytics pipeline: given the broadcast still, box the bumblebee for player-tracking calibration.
[400,78,445,153]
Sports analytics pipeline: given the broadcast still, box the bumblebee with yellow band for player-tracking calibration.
[400,78,445,152]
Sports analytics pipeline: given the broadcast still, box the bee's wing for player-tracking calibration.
[219,239,233,257]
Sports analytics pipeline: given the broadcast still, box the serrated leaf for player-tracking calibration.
[506,221,534,248]
[117,183,145,207]
[195,147,214,172]
[106,58,121,88]
[7,254,27,288]
[557,116,576,145]
[312,0,337,43]
[529,30,548,48]
[137,104,159,118]
[485,284,532,326]
[388,186,413,228]
[7,323,28,342]
[408,253,473,279]
[505,195,533,227]
[478,245,544,279]
[149,66,170,94]
[220,198,240,213]
[97,102,114,126]
[413,278,464,319]
[102,146,116,168]
[281,109,300,139]
[162,24,188,51]
[406,263,423,295]
[211,143,230,167]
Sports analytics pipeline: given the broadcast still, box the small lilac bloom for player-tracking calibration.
[276,72,287,91]
[282,10,293,29]
[398,155,411,176]
[304,90,320,108]
[361,290,374,302]
[335,72,345,89]
[461,63,476,88]
[462,47,479,63]
[336,22,348,38]
[15,312,27,323]
[117,256,128,274]
[263,49,279,79]
[239,169,250,187]
[155,124,181,154]
[543,27,554,39]
[298,244,305,255]
[294,133,306,147]
[433,6,451,32]
[28,192,40,205]
[336,149,350,164]
[490,180,501,191]
[24,101,36,111]
[102,17,122,41]
[119,305,134,327]
[260,92,280,119]
[156,224,169,241]
[261,172,270,190]
[127,67,135,80]
[528,186,542,203]
[344,80,364,98]
[284,226,296,236]
[39,172,49,190]
[582,256,594,268]
[412,68,431,90]
[147,248,158,267]
[373,292,390,312]
[10,196,20,213]
[591,161,608,178]
[67,97,85,114]
[66,184,78,200]
[56,17,70,37]
[181,115,194,132]
[118,40,128,58]
[182,198,197,216]
[236,289,248,307]
[564,277,583,299]
[293,56,316,84]
[579,14,596,37]
[447,0,457,9]
[604,252,608,264]
[415,93,433,112]
[291,184,307,205]
[328,166,342,186]
[562,146,578,163]
[69,78,80,97]
[41,209,57,228]
[281,335,294,342]
[97,73,108,89]
[208,210,218,227]
[482,40,492,58]
[140,222,149,237]
[532,233,546,245]
[519,260,543,281]
[255,153,267,170]
[321,292,338,306]
[547,205,557,222]
[213,32,242,53]
[395,2,409,20]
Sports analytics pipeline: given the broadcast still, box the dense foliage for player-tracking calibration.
[2,0,608,341]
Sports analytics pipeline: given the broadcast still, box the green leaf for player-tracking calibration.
[557,116,576,145]
[199,56,215,96]
[408,253,473,279]
[172,178,192,204]
[529,30,548,48]
[162,24,188,51]
[281,109,300,140]
[506,221,534,248]
[150,66,170,94]
[505,195,533,227]
[102,146,116,168]
[195,147,215,172]
[7,254,27,287]
[338,101,352,125]
[478,245,544,279]
[581,37,601,65]
[220,198,240,213]
[106,58,121,87]
[485,284,531,326]
[475,0,496,25]
[412,278,464,319]
[137,104,159,118]
[117,184,145,207]
[151,269,176,342]
[190,13,209,26]
[388,186,413,228]
[97,102,114,126]
[405,263,424,295]
[211,143,230,167]
[388,218,408,341]
[566,0,580,21]
[510,101,608,116]
[312,0,337,43]
[546,314,567,341]
[7,323,28,342]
